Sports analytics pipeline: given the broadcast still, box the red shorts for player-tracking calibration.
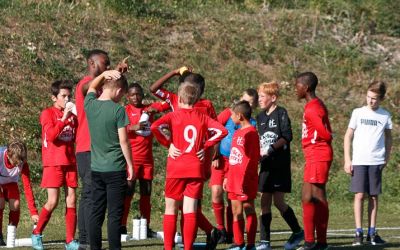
[228,192,254,202]
[134,161,154,180]
[41,165,78,188]
[165,178,204,201]
[209,156,229,186]
[303,161,332,184]
[0,183,20,200]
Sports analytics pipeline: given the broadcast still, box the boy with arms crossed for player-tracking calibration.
[211,89,258,244]
[121,82,169,236]
[256,82,303,250]
[223,100,260,250]
[151,82,227,250]
[0,141,38,245]
[295,72,332,250]
[344,81,392,246]
[84,70,134,250]
[32,80,79,250]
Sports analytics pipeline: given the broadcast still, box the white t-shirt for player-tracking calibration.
[349,106,392,165]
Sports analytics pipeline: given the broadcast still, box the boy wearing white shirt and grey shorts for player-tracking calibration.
[343,81,392,246]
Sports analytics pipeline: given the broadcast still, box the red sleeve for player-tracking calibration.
[306,109,332,142]
[150,114,172,148]
[217,108,231,125]
[208,102,217,120]
[20,163,38,216]
[40,109,66,143]
[204,118,228,149]
[148,102,171,113]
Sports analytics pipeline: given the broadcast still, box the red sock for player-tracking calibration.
[9,210,20,227]
[246,213,257,245]
[183,213,197,250]
[33,207,52,234]
[140,195,151,226]
[121,195,133,226]
[315,200,329,244]
[197,207,213,234]
[302,202,315,243]
[226,202,233,234]
[212,202,225,230]
[65,207,77,243]
[233,219,245,245]
[163,214,177,250]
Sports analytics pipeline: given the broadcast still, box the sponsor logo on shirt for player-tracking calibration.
[361,119,382,126]
[260,131,278,150]
[229,147,243,165]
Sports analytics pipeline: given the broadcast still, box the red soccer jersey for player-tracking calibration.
[151,108,227,179]
[125,102,169,162]
[301,98,333,163]
[40,107,77,166]
[75,76,93,153]
[226,126,260,197]
[153,88,217,119]
[217,107,232,125]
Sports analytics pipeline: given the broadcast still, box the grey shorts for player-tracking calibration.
[350,165,384,195]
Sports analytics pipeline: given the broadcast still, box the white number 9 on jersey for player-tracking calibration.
[184,125,197,153]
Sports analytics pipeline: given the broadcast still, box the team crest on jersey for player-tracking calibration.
[229,147,243,165]
[236,136,244,146]
[268,119,277,128]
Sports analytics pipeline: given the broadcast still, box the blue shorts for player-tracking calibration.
[350,165,384,196]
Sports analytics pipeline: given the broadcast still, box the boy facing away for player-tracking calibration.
[343,81,392,246]
[32,80,79,250]
[84,70,134,250]
[256,82,303,250]
[0,141,38,245]
[295,72,333,250]
[223,100,260,250]
[151,81,227,250]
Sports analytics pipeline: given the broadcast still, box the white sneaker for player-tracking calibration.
[256,241,272,250]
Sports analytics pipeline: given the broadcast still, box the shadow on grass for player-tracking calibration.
[329,243,400,249]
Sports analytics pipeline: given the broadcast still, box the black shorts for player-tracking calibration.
[258,167,291,193]
[350,165,383,196]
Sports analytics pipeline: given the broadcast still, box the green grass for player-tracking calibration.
[0,0,399,249]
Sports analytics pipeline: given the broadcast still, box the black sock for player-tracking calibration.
[282,206,301,233]
[260,213,272,241]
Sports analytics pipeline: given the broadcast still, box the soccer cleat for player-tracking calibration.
[314,242,329,250]
[31,234,44,250]
[285,230,305,249]
[296,241,316,250]
[243,244,256,250]
[65,240,80,250]
[0,234,5,246]
[352,231,363,246]
[205,227,220,250]
[217,228,227,244]
[369,232,386,245]
[147,227,157,238]
[255,240,272,250]
[227,244,245,250]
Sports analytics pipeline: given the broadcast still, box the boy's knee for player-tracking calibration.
[354,193,365,201]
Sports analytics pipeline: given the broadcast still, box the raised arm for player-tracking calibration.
[149,69,180,93]
[87,70,121,94]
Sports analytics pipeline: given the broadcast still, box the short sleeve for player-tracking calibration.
[386,115,393,129]
[84,92,96,112]
[348,109,358,129]
[116,107,129,129]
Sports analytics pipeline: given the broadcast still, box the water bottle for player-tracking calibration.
[139,218,147,240]
[136,112,151,136]
[6,225,16,248]
[132,217,141,240]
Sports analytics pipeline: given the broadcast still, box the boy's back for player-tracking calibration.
[84,92,129,172]
[152,108,226,179]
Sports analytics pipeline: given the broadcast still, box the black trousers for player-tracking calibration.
[89,170,127,250]
[76,152,92,245]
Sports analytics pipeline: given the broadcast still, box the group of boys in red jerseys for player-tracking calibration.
[1,47,339,250]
